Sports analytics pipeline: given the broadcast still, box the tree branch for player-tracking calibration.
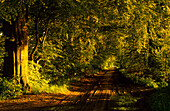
[39,24,49,44]
[29,17,39,60]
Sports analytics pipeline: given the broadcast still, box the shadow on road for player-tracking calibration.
[50,70,154,111]
[0,70,155,111]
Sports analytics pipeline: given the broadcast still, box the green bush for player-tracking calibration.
[28,61,69,94]
[120,69,169,88]
[0,35,6,76]
[149,85,170,111]
[0,77,23,100]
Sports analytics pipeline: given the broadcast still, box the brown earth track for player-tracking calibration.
[64,71,154,111]
[0,70,155,111]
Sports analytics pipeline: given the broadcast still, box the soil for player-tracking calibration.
[0,70,155,111]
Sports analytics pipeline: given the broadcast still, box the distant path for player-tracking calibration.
[0,70,155,111]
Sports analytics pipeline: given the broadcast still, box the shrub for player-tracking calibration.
[120,69,169,88]
[148,85,170,111]
[0,77,23,100]
[28,61,69,94]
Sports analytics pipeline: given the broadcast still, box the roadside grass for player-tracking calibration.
[110,93,140,111]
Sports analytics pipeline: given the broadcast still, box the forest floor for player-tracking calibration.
[0,70,155,111]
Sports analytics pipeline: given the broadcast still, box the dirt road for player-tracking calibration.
[0,70,154,111]
[51,70,154,111]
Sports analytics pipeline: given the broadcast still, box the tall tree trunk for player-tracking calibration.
[3,10,29,87]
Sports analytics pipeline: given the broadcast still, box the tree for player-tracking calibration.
[0,0,169,90]
[0,0,34,87]
[114,0,170,81]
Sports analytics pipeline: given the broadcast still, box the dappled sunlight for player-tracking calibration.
[51,70,154,111]
[0,0,169,111]
[0,70,156,111]
[0,93,66,111]
[101,55,117,70]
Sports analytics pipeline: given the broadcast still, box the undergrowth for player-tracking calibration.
[120,69,169,88]
[0,77,23,100]
[120,69,170,111]
[148,84,170,111]
[28,61,70,94]
[110,93,140,111]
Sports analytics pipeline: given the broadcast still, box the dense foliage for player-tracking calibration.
[117,0,170,84]
[0,2,169,109]
[0,35,5,76]
[0,76,23,100]
[148,84,170,111]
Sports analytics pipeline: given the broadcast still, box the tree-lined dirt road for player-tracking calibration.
[0,70,154,111]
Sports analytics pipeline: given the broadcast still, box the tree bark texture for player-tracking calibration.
[3,10,29,87]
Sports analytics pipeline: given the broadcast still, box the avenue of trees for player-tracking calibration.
[0,0,169,101]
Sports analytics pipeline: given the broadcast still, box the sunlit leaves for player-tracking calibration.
[113,0,170,83]
[0,0,37,22]
[0,0,5,3]
[0,35,6,75]
[1,0,168,90]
